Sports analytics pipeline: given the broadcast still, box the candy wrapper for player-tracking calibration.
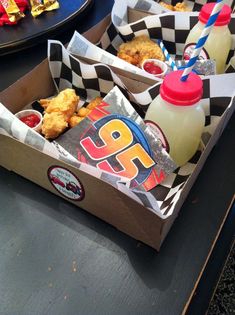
[0,0,24,22]
[0,0,26,25]
[55,86,176,191]
[29,0,59,17]
[43,0,59,11]
[0,0,59,24]
[29,0,44,17]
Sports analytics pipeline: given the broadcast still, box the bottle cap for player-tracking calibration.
[160,70,203,106]
[199,3,231,26]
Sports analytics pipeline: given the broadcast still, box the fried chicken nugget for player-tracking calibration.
[69,115,84,128]
[40,88,79,139]
[77,107,91,117]
[159,2,174,10]
[117,35,165,68]
[174,2,190,11]
[159,1,190,12]
[86,96,103,110]
[117,51,140,66]
[68,96,103,128]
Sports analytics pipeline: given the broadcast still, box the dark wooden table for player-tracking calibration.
[0,1,235,314]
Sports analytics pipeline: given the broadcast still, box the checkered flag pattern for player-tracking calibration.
[160,0,235,11]
[112,0,235,23]
[188,0,235,11]
[0,40,234,219]
[112,0,170,29]
[67,31,161,81]
[48,40,130,101]
[110,3,235,66]
[47,40,235,217]
[225,55,235,73]
[0,101,127,191]
[132,75,235,215]
[67,6,235,80]
[0,99,146,213]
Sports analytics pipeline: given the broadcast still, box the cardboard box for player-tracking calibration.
[0,16,234,251]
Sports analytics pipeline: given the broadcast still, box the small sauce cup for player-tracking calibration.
[141,59,168,79]
[15,109,43,133]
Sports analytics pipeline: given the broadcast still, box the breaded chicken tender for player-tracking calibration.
[42,112,68,139]
[68,96,103,128]
[40,88,79,139]
[117,35,165,68]
[40,88,79,118]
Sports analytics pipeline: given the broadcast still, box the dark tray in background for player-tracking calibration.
[0,0,93,56]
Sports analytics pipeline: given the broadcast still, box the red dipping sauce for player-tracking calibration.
[143,61,163,75]
[20,114,40,128]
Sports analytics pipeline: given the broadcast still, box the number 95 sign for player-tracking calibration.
[79,114,157,190]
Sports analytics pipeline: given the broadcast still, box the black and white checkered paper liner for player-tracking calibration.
[67,31,162,81]
[48,40,235,217]
[0,39,234,218]
[226,55,235,72]
[0,101,153,214]
[112,0,235,23]
[67,3,235,81]
[181,0,235,12]
[110,1,235,67]
[112,0,170,29]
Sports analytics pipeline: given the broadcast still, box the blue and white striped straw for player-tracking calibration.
[181,0,224,81]
[157,39,178,71]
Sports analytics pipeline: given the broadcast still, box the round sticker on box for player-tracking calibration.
[145,120,169,153]
[183,43,209,61]
[47,166,84,201]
